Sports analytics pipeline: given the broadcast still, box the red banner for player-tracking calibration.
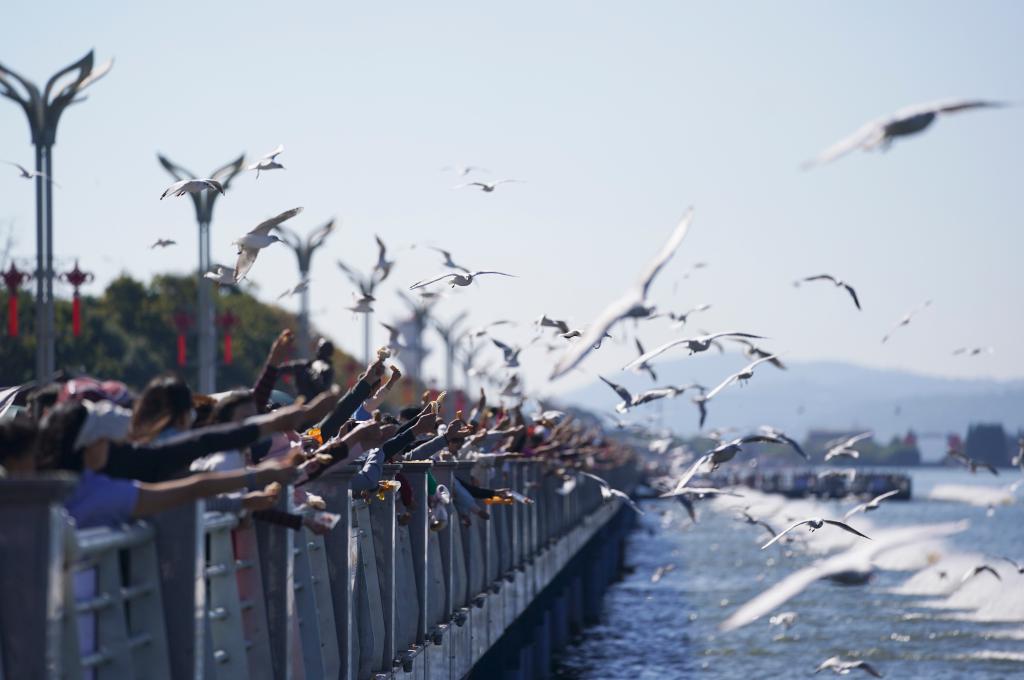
[177,334,187,367]
[72,295,82,337]
[7,296,17,337]
[224,334,233,365]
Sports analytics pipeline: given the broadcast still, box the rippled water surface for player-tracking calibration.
[554,468,1024,679]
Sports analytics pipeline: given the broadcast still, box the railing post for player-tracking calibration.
[366,464,399,673]
[255,488,295,679]
[310,469,355,680]
[0,476,75,680]
[430,462,457,620]
[151,500,206,680]
[400,461,431,645]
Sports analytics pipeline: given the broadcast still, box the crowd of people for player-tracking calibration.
[0,328,637,536]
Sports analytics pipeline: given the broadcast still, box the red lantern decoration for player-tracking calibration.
[172,311,194,367]
[59,260,94,337]
[2,263,32,337]
[217,309,238,365]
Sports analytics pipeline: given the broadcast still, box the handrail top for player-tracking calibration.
[75,521,154,556]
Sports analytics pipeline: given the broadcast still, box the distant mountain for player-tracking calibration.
[562,354,1024,461]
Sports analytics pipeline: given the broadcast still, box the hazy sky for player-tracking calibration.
[2,1,1022,396]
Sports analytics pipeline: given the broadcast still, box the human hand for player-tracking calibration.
[268,329,295,366]
[242,484,281,512]
[412,413,439,437]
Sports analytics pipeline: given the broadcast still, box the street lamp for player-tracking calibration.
[395,291,437,383]
[277,218,335,357]
[0,51,112,382]
[337,260,380,367]
[432,311,468,417]
[156,153,245,393]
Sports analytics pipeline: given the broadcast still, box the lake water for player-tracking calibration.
[554,468,1024,679]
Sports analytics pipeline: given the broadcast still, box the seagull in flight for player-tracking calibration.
[664,303,711,328]
[441,164,487,177]
[666,434,783,493]
[842,490,900,521]
[3,161,60,186]
[410,270,516,290]
[739,511,780,541]
[732,338,786,370]
[947,449,999,476]
[204,266,236,286]
[550,208,695,379]
[278,279,310,300]
[996,556,1024,575]
[953,346,994,357]
[761,518,871,550]
[246,144,285,178]
[881,300,931,343]
[453,179,523,192]
[824,432,872,462]
[373,235,394,283]
[795,274,861,310]
[160,178,224,200]
[623,331,765,371]
[381,322,404,355]
[702,354,780,402]
[537,314,571,335]
[803,98,1007,168]
[756,426,808,460]
[232,207,303,282]
[150,238,176,249]
[345,294,375,314]
[492,338,521,368]
[429,246,471,273]
[813,656,883,678]
[631,339,659,382]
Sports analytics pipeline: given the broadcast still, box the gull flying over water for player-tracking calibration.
[160,178,224,200]
[410,271,516,290]
[795,274,861,310]
[453,179,523,192]
[881,300,931,343]
[537,314,571,335]
[953,346,993,357]
[665,434,783,493]
[813,656,883,678]
[550,207,694,380]
[824,432,872,462]
[247,144,285,178]
[702,354,779,402]
[4,160,60,186]
[623,330,765,371]
[842,490,900,521]
[761,518,871,550]
[232,207,303,282]
[947,448,999,476]
[599,376,696,414]
[757,426,808,460]
[150,239,176,249]
[803,98,1006,168]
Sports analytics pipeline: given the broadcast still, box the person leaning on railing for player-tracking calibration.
[33,387,341,529]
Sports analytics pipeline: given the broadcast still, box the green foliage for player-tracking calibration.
[0,273,336,391]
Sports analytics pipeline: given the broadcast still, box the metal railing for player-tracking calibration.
[0,457,639,680]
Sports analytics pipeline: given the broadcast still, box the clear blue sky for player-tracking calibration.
[2,1,1022,395]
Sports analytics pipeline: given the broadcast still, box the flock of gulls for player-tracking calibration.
[5,93,1012,679]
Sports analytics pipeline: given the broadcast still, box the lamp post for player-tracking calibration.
[0,51,112,382]
[432,311,468,417]
[395,291,436,383]
[456,331,484,395]
[337,260,381,367]
[58,260,94,337]
[277,218,335,357]
[157,153,245,393]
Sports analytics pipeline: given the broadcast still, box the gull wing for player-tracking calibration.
[621,337,693,371]
[549,292,637,379]
[841,502,869,521]
[843,283,861,310]
[263,144,284,160]
[894,98,1006,119]
[637,207,694,298]
[604,487,644,515]
[472,271,517,279]
[410,273,457,290]
[307,218,336,250]
[663,453,713,494]
[704,372,740,401]
[821,519,872,541]
[598,376,634,405]
[868,489,900,506]
[252,206,303,235]
[802,118,885,168]
[706,331,766,343]
[760,519,813,550]
[234,248,259,282]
